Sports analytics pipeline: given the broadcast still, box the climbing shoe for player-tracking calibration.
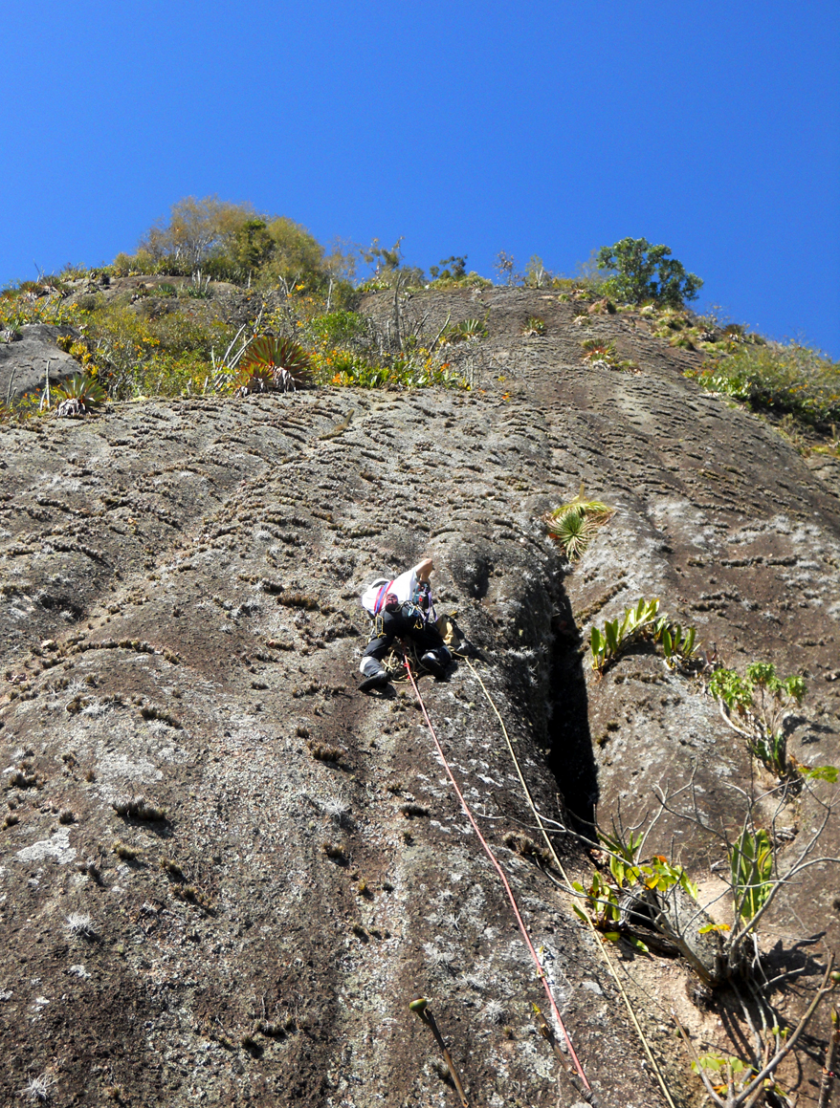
[420,651,446,679]
[359,670,390,693]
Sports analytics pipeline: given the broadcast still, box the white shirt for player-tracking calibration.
[360,568,417,616]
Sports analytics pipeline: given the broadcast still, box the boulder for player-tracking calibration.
[0,323,81,405]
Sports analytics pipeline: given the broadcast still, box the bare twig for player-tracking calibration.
[393,273,404,350]
[430,312,451,352]
[676,956,837,1107]
[410,999,469,1107]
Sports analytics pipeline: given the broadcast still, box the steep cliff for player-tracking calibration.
[1,287,839,1107]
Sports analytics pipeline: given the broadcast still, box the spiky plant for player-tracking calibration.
[234,366,274,397]
[580,340,617,363]
[546,484,614,561]
[522,316,546,336]
[54,374,107,415]
[549,508,595,561]
[238,336,312,392]
[554,486,614,525]
[457,318,487,341]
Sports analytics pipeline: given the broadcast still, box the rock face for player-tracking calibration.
[0,324,79,406]
[1,288,839,1107]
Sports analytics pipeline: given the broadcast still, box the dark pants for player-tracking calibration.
[362,606,450,666]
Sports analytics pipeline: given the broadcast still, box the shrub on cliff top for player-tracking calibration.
[687,340,840,428]
[596,237,703,307]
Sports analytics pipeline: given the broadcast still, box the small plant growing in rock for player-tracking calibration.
[112,840,141,860]
[410,998,470,1106]
[522,315,546,336]
[65,913,95,939]
[573,826,699,956]
[659,622,698,673]
[589,598,700,674]
[546,486,613,562]
[236,336,312,394]
[112,797,166,821]
[708,662,808,779]
[400,802,430,819]
[580,337,638,373]
[580,338,617,363]
[54,375,106,417]
[590,597,662,672]
[22,1074,55,1103]
[309,742,342,763]
[444,317,487,344]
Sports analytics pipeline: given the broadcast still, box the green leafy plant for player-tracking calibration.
[589,598,700,674]
[572,823,699,955]
[730,828,773,923]
[687,1052,779,1107]
[572,869,621,936]
[580,338,617,361]
[308,310,369,348]
[687,340,840,429]
[310,345,467,391]
[550,509,594,561]
[659,622,698,673]
[708,662,807,779]
[590,597,662,672]
[596,237,703,307]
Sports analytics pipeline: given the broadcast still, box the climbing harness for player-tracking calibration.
[403,656,594,1099]
[462,657,678,1108]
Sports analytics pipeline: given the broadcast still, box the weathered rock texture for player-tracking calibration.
[1,324,79,406]
[1,287,839,1107]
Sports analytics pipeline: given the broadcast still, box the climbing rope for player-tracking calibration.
[403,657,593,1097]
[463,657,678,1108]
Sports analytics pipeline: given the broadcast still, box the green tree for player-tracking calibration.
[360,238,425,288]
[133,198,332,288]
[596,237,703,307]
[261,217,325,285]
[430,256,467,281]
[230,218,275,278]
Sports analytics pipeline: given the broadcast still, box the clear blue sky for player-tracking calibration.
[2,1,838,356]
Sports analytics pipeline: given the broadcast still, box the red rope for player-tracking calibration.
[404,659,592,1093]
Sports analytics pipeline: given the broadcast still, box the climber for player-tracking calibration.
[358,557,453,693]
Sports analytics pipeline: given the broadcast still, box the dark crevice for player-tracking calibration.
[545,593,598,834]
